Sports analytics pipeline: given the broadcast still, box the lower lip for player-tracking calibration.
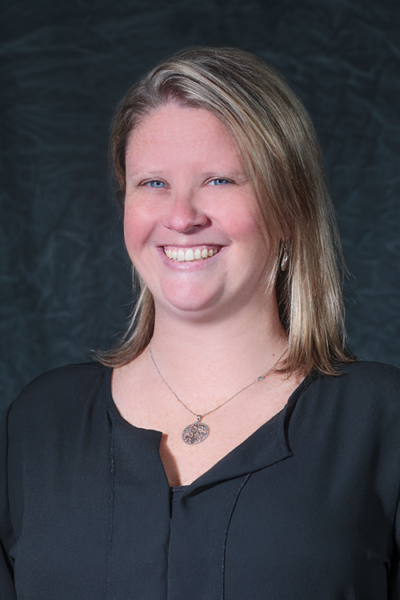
[157,247,225,269]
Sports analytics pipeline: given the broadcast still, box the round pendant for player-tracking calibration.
[182,421,209,445]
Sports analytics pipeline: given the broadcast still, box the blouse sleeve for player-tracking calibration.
[0,406,17,599]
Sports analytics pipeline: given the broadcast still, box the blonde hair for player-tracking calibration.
[98,46,353,375]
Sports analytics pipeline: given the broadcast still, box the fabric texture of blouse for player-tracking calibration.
[1,360,400,599]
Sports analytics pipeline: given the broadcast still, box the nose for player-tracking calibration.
[165,190,209,234]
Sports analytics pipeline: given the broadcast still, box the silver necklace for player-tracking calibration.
[148,344,288,445]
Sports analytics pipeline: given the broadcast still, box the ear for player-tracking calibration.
[279,237,291,250]
[275,214,291,242]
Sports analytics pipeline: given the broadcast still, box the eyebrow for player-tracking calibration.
[128,169,248,180]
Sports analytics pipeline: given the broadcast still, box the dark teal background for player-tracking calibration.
[1,0,399,411]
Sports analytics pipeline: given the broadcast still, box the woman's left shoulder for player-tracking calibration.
[315,360,400,416]
[301,361,400,449]
[337,360,400,386]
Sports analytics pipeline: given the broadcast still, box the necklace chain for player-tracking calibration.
[148,344,289,420]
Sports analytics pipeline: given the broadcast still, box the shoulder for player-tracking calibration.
[305,360,400,429]
[4,362,111,435]
[15,361,107,397]
[324,360,400,396]
[12,361,108,407]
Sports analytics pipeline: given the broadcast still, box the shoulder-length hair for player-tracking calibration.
[98,46,353,376]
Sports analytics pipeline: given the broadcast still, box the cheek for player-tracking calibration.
[123,203,152,260]
[222,207,269,252]
[123,209,138,256]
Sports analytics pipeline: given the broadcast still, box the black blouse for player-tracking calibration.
[170,486,188,516]
[1,361,400,599]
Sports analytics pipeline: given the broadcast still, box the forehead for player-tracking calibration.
[125,103,243,170]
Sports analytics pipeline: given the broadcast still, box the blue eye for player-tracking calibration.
[209,178,231,186]
[146,180,166,188]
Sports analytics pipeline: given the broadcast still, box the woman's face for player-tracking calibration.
[124,103,274,321]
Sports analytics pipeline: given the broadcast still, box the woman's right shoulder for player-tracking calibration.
[3,362,111,432]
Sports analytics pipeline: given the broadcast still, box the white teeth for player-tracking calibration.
[185,249,194,261]
[164,247,219,262]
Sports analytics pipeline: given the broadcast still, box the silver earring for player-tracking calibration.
[280,246,289,272]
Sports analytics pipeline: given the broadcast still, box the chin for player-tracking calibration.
[164,295,218,315]
[155,287,224,318]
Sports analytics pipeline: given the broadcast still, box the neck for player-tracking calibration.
[149,295,288,403]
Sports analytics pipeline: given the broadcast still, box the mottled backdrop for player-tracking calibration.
[1,0,399,411]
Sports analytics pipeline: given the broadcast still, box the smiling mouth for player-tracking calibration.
[163,246,221,262]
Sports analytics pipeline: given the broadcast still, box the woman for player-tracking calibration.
[1,47,400,599]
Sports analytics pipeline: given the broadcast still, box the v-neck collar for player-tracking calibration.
[104,366,314,492]
[185,375,313,491]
